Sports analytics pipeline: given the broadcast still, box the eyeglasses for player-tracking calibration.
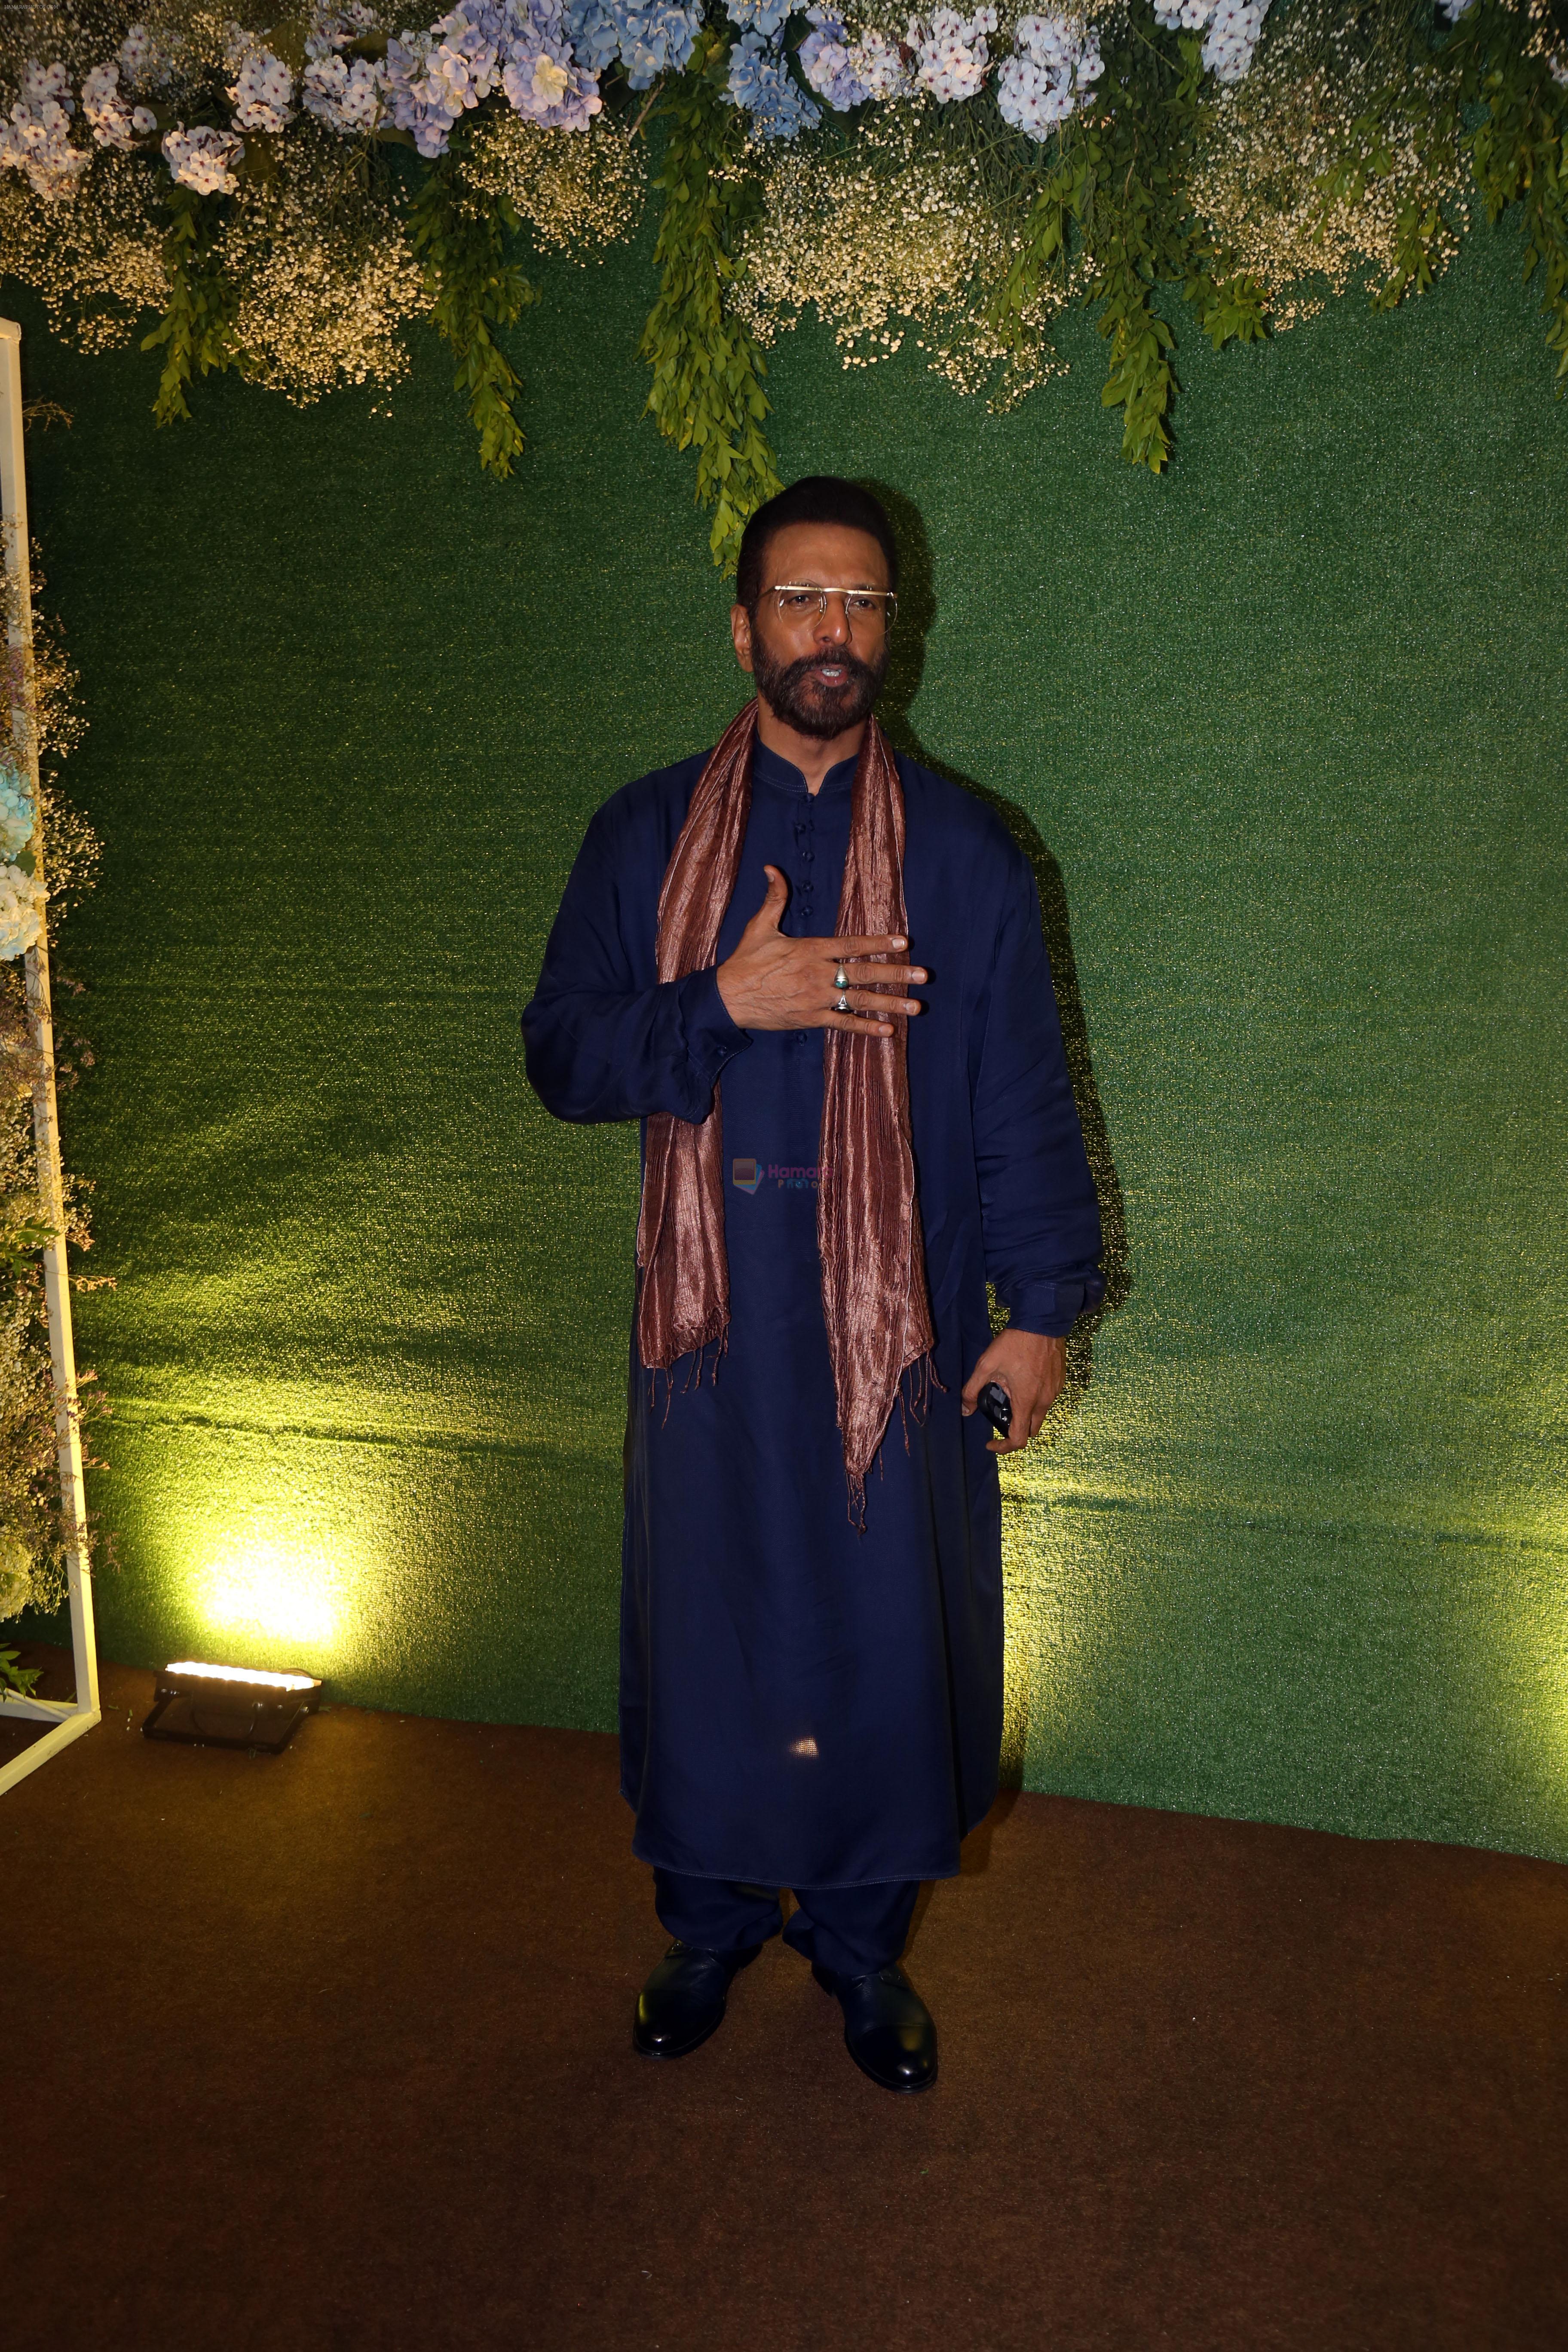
[765,584,898,630]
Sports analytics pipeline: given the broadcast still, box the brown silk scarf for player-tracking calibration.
[635,699,939,1519]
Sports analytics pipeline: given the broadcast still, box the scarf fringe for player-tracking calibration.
[645,1322,729,1423]
[844,1345,944,1530]
[894,1344,945,1452]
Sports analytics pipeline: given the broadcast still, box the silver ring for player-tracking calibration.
[836,992,849,1012]
[833,966,848,990]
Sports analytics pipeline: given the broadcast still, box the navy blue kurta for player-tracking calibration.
[522,735,1104,1888]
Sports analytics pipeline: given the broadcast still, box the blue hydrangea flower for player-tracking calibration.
[726,29,821,137]
[501,0,603,128]
[380,0,604,147]
[799,9,870,108]
[725,0,795,38]
[0,765,34,861]
[565,0,704,88]
[564,0,623,71]
[381,3,509,159]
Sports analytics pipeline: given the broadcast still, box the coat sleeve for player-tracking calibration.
[521,804,753,1126]
[972,851,1106,1337]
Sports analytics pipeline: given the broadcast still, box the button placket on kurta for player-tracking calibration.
[791,799,817,1038]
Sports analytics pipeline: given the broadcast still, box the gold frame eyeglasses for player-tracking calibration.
[765,583,898,630]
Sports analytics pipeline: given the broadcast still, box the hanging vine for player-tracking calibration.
[640,27,781,567]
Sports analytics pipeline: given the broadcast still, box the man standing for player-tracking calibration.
[522,478,1103,2094]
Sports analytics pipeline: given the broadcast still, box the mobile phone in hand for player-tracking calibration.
[976,1380,1012,1438]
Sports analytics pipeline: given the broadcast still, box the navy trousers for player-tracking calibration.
[654,1869,921,1980]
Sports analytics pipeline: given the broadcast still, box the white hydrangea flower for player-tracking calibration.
[910,6,995,104]
[420,37,492,112]
[20,60,73,112]
[1201,0,1266,81]
[231,47,297,132]
[81,60,153,151]
[119,24,156,82]
[162,122,244,195]
[996,12,1102,140]
[1434,0,1479,18]
[0,68,90,201]
[301,52,384,131]
[847,27,910,99]
[115,22,178,99]
[0,860,44,960]
[1152,0,1270,83]
[379,2,598,153]
[305,3,385,61]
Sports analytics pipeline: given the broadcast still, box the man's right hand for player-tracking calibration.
[715,866,928,1036]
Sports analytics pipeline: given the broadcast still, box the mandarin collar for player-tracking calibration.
[751,735,860,801]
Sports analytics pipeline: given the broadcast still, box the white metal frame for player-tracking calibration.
[0,317,101,1794]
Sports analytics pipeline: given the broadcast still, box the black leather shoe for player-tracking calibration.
[633,1939,762,2059]
[813,1960,938,2093]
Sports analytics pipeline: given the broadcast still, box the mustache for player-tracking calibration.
[770,649,882,697]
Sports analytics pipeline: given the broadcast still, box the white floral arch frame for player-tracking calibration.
[0,318,101,1796]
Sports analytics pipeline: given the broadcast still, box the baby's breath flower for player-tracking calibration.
[0,149,166,351]
[731,99,1081,408]
[221,133,430,401]
[1190,0,1466,327]
[460,108,643,253]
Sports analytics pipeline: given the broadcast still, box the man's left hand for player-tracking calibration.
[960,1329,1066,1455]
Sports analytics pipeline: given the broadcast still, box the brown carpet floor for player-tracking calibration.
[3,1648,1564,2352]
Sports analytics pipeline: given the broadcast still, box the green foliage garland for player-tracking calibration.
[142,180,244,423]
[0,3,1565,571]
[640,30,783,569]
[1462,3,1568,382]
[409,158,538,476]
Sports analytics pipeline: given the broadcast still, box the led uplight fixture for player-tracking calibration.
[142,1659,322,1753]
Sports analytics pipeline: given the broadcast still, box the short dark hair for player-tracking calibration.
[735,476,900,608]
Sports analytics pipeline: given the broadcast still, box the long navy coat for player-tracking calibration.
[522,733,1104,1888]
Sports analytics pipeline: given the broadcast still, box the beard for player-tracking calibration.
[750,628,888,740]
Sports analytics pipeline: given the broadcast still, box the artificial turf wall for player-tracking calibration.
[10,204,1566,1858]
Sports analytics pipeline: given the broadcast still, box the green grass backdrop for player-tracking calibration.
[9,202,1566,1858]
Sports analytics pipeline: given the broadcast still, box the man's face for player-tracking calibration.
[731,522,892,741]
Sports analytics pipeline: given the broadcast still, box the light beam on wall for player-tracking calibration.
[201,1540,340,1650]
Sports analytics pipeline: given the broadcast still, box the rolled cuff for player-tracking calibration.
[999,1273,1106,1338]
[675,963,752,1096]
